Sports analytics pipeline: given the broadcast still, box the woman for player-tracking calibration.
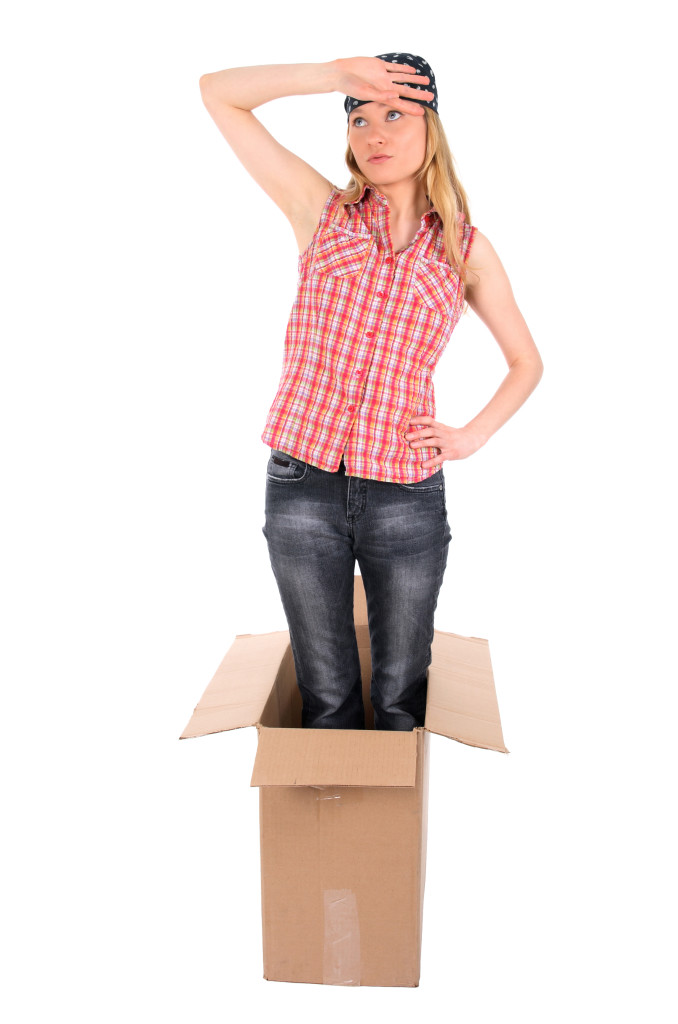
[199,54,543,731]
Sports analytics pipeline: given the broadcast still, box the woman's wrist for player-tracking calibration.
[322,59,343,94]
[462,422,491,451]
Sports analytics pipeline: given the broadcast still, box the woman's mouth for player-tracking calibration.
[368,155,392,164]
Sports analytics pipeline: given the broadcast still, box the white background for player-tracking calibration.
[2,1,676,1020]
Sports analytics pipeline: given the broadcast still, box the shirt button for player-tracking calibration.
[376,291,385,298]
[347,404,356,413]
[366,330,374,337]
[355,369,364,377]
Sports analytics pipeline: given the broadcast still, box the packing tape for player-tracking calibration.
[322,889,361,986]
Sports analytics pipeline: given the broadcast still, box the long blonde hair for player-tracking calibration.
[336,107,476,293]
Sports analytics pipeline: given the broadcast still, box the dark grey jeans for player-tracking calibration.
[262,450,452,731]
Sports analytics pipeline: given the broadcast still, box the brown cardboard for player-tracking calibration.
[251,727,418,788]
[181,574,507,987]
[257,730,430,986]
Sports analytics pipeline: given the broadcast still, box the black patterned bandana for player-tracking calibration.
[344,53,438,121]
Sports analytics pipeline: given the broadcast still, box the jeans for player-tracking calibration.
[262,450,452,731]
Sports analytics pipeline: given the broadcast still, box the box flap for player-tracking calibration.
[425,631,509,753]
[180,631,291,739]
[251,726,418,787]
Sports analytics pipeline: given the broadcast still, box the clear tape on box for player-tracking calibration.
[322,889,361,986]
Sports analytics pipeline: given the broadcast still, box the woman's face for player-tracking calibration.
[347,103,428,188]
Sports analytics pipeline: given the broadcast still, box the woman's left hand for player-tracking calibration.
[405,416,486,468]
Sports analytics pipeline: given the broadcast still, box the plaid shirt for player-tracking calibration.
[261,183,477,483]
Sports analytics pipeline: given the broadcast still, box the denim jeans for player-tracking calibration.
[262,450,452,731]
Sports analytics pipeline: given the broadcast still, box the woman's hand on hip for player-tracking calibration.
[332,57,433,115]
[405,416,487,467]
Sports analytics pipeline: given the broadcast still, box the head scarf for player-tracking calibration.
[344,53,438,121]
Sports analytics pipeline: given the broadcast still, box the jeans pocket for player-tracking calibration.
[396,472,447,516]
[266,449,309,483]
[396,471,445,493]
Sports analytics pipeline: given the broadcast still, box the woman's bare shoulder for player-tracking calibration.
[463,229,506,294]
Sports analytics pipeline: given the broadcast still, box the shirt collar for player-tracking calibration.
[348,182,438,221]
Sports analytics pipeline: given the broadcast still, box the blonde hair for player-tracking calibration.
[336,107,477,298]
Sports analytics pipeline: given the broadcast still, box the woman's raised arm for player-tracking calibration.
[198,59,433,252]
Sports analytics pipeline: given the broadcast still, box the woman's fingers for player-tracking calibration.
[381,99,429,115]
[389,76,432,90]
[409,437,441,450]
[387,71,431,86]
[385,80,434,102]
[421,455,445,469]
[383,63,430,83]
[408,415,436,427]
[411,438,441,449]
[377,83,434,105]
[339,58,433,107]
[405,424,437,439]
[383,65,432,96]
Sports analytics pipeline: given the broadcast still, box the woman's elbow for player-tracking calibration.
[533,352,544,384]
[513,350,544,393]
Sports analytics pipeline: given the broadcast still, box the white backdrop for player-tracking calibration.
[2,1,676,1020]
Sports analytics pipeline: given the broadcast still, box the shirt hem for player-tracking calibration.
[262,434,442,484]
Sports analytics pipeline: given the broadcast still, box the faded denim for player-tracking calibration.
[262,450,452,731]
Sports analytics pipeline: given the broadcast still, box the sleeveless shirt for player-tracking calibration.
[261,183,477,483]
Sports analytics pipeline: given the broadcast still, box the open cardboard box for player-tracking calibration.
[181,574,508,987]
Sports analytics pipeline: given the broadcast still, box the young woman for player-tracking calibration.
[199,54,543,732]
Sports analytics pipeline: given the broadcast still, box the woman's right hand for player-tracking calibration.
[331,57,434,116]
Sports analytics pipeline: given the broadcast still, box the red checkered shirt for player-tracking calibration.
[261,183,477,483]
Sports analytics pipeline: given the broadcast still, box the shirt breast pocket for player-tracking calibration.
[413,257,461,317]
[313,230,373,278]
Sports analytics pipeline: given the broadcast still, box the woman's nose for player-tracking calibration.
[366,125,387,145]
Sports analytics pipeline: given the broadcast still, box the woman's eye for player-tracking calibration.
[351,110,400,128]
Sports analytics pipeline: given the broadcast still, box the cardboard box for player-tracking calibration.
[181,574,508,987]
